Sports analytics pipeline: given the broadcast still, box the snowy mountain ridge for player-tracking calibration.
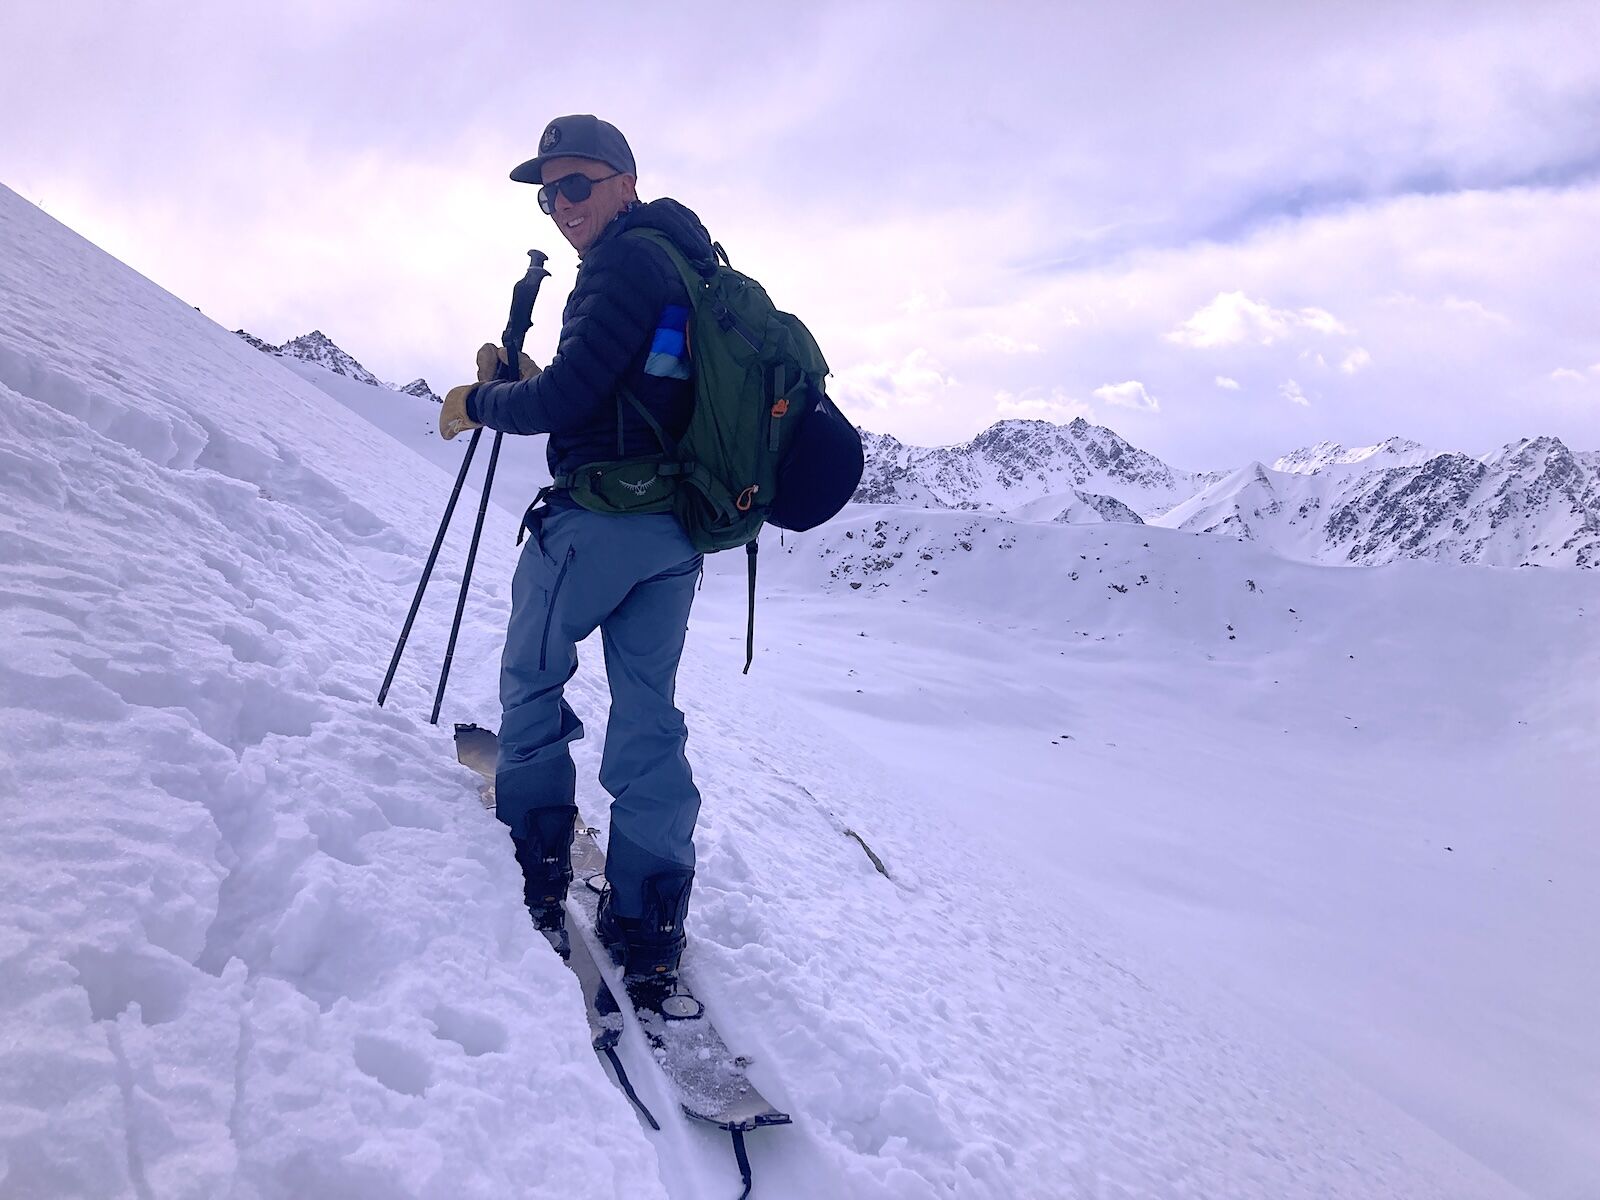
[857,420,1599,567]
[1157,437,1600,568]
[854,417,1219,518]
[233,320,1596,567]
[234,327,440,403]
[1272,436,1434,474]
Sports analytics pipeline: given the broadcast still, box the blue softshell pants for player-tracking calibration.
[495,504,703,918]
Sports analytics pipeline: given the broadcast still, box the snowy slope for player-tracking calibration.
[240,328,552,520]
[4,181,1593,1200]
[0,186,661,1199]
[738,508,1598,1200]
[1009,488,1146,525]
[231,327,548,518]
[274,355,553,520]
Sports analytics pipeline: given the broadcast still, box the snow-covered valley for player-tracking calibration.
[2,180,1597,1200]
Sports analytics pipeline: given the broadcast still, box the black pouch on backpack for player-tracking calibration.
[768,388,864,533]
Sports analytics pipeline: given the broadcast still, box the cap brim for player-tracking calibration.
[509,151,614,184]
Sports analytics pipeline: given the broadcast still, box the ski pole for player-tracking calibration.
[377,427,482,708]
[430,428,503,724]
[421,249,551,720]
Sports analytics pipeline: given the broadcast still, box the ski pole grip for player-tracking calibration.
[500,249,550,381]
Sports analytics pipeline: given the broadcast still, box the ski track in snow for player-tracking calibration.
[1,180,1589,1199]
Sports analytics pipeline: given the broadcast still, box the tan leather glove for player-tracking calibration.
[440,385,482,441]
[475,342,540,383]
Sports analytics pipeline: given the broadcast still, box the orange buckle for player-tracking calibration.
[771,397,790,417]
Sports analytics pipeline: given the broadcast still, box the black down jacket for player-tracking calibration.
[467,198,716,482]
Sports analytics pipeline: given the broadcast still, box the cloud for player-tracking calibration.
[1093,380,1160,412]
[1550,367,1586,382]
[1340,348,1373,374]
[899,288,949,315]
[996,388,1093,423]
[1215,376,1241,389]
[1280,380,1312,407]
[1166,291,1352,348]
[830,347,956,412]
[1442,297,1512,325]
[976,332,1043,355]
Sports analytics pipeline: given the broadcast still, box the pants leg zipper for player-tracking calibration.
[539,545,576,671]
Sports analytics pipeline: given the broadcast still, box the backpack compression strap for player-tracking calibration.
[744,540,757,675]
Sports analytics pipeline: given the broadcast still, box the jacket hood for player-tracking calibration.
[596,198,715,268]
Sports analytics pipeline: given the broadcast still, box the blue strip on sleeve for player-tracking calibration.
[650,327,686,357]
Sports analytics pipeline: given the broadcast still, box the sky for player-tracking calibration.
[3,0,1598,471]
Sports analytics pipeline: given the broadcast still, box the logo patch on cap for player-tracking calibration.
[540,123,562,154]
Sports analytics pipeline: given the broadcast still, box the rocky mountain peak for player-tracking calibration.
[277,330,382,386]
[231,327,438,401]
[399,378,441,404]
[853,416,1203,517]
[233,329,278,355]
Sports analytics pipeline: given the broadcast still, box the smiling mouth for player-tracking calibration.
[565,217,585,230]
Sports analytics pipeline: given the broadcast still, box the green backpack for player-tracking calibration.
[552,229,834,669]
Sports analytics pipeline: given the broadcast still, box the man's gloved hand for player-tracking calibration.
[439,385,482,441]
[440,344,541,440]
[475,342,540,384]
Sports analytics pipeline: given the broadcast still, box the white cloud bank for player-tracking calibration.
[1280,380,1312,407]
[1166,291,1351,348]
[1094,380,1161,412]
[830,347,955,412]
[1340,348,1373,374]
[996,388,1093,423]
[1215,376,1241,390]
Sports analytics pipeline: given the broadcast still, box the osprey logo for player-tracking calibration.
[619,476,657,497]
[540,123,562,154]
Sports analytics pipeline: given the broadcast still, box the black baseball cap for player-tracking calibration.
[510,115,636,184]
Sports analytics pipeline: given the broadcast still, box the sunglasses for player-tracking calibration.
[538,171,622,215]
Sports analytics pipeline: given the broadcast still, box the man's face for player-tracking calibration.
[540,156,637,256]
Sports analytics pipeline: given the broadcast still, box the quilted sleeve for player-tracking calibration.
[468,238,671,437]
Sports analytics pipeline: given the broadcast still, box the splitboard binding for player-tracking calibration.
[453,722,789,1197]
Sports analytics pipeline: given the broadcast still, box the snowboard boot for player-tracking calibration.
[511,805,577,949]
[595,867,694,986]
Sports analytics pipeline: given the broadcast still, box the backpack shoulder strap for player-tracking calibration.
[622,228,708,303]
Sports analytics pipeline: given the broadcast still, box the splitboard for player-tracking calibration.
[453,723,789,1198]
[453,723,658,1129]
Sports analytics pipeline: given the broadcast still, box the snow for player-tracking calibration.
[275,355,552,522]
[1273,437,1435,475]
[2,180,1596,1199]
[744,510,1598,1198]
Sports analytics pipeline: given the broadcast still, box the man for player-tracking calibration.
[440,115,715,985]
